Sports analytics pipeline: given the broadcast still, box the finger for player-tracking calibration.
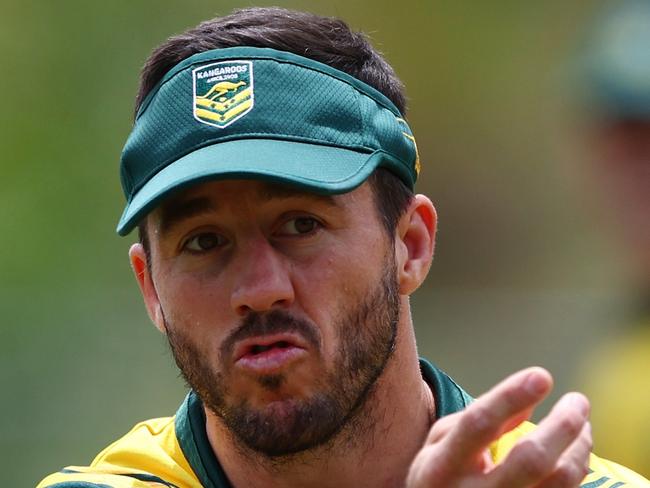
[427,405,536,447]
[433,367,553,469]
[534,422,592,488]
[487,392,590,486]
[499,404,536,439]
[426,367,551,444]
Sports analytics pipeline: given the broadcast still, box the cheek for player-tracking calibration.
[292,240,387,355]
[156,272,232,344]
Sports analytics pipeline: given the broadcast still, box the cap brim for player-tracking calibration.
[116,139,383,235]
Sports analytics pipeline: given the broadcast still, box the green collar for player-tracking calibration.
[174,359,473,488]
[419,358,474,417]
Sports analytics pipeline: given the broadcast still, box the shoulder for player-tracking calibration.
[490,421,650,487]
[37,416,199,488]
[36,469,175,487]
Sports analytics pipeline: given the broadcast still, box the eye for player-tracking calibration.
[183,232,227,252]
[278,216,320,236]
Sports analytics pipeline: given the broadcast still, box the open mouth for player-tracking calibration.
[234,335,308,373]
[248,341,293,355]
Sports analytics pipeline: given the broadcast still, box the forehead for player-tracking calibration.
[149,178,374,233]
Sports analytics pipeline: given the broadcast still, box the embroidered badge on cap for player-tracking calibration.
[192,60,254,128]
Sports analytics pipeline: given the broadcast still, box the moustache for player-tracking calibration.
[220,309,321,359]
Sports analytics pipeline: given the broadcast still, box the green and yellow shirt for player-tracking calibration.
[38,360,650,487]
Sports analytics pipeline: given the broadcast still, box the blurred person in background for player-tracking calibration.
[574,0,650,478]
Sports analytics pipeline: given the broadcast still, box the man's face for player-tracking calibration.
[139,179,401,457]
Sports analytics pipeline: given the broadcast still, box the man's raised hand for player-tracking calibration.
[406,368,592,487]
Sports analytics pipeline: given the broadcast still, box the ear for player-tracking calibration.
[395,195,437,295]
[129,243,167,334]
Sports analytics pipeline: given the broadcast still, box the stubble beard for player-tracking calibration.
[164,252,400,459]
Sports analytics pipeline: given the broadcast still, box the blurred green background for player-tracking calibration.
[1,1,635,485]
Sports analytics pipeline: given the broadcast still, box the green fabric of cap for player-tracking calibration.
[117,46,419,235]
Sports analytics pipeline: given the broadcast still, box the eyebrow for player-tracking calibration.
[157,196,215,236]
[156,184,341,236]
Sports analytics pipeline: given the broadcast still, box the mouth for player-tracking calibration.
[233,334,309,374]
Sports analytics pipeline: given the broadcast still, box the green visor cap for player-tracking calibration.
[117,46,420,235]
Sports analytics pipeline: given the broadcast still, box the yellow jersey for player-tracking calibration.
[38,360,650,487]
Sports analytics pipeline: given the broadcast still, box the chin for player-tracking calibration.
[225,394,344,458]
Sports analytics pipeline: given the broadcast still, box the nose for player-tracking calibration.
[230,237,295,315]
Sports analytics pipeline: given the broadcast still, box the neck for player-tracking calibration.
[205,307,434,488]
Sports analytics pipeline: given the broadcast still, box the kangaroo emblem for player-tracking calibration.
[193,60,254,128]
[198,81,246,101]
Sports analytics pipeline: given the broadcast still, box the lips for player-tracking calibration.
[233,333,309,373]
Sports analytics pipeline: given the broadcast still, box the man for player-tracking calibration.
[38,7,649,488]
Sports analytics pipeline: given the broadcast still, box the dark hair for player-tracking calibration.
[136,7,413,252]
[136,7,406,115]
